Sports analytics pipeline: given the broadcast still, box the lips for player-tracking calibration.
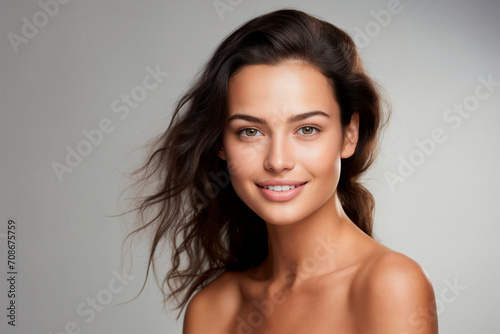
[258,183,307,192]
[256,180,307,201]
[256,180,306,187]
[262,185,297,191]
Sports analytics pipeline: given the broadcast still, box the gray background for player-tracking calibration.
[1,0,499,333]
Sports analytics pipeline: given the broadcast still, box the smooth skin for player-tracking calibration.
[183,61,438,334]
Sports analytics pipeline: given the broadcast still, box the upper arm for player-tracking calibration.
[354,252,438,334]
[183,272,241,334]
[183,288,208,334]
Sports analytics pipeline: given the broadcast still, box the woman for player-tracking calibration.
[124,9,438,334]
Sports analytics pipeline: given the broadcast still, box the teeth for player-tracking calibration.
[263,185,297,191]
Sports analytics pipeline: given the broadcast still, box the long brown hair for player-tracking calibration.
[120,9,388,319]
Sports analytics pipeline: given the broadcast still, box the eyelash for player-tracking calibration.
[237,126,321,138]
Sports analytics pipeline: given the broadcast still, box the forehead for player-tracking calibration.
[226,61,338,118]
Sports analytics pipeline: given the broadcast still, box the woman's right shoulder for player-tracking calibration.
[183,271,242,333]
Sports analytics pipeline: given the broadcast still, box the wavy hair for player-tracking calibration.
[121,8,388,319]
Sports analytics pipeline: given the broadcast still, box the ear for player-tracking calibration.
[217,146,226,160]
[341,112,359,159]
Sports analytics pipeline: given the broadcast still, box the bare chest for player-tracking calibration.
[228,278,356,334]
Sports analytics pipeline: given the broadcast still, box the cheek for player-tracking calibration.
[296,138,343,196]
[299,135,342,169]
[306,152,341,185]
[222,137,260,182]
[225,148,252,178]
[225,151,259,204]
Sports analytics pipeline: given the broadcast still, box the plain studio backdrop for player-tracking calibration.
[1,0,499,333]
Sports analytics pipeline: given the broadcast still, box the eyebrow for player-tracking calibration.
[228,111,330,124]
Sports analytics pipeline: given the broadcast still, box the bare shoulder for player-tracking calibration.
[183,270,242,334]
[351,250,438,334]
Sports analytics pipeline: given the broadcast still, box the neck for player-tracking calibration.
[260,193,353,291]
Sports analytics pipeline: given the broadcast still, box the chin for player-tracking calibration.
[262,216,301,226]
[252,205,314,226]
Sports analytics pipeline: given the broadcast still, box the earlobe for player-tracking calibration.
[341,112,360,159]
[217,147,226,160]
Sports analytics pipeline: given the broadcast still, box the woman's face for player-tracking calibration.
[218,61,358,225]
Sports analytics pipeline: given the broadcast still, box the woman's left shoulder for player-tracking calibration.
[365,250,433,292]
[350,249,438,333]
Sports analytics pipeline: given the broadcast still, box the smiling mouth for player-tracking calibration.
[257,183,307,192]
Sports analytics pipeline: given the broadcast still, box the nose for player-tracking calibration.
[263,135,295,173]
